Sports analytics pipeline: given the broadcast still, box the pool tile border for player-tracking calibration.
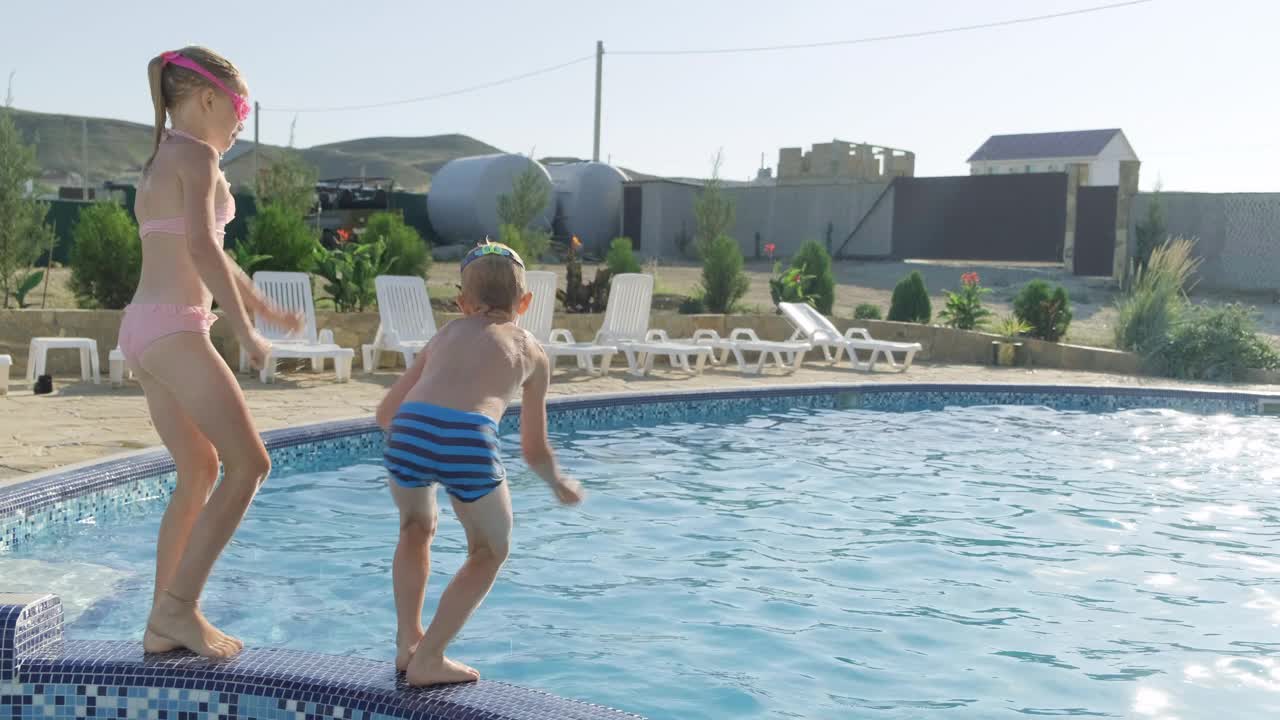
[0,594,640,720]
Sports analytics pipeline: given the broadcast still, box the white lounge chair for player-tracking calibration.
[546,273,711,378]
[363,275,438,371]
[517,270,558,343]
[685,328,812,375]
[519,270,616,374]
[779,301,921,372]
[242,271,354,383]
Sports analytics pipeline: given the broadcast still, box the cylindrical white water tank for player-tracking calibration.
[427,154,554,244]
[547,161,629,253]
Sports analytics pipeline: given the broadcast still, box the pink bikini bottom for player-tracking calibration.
[118,304,219,366]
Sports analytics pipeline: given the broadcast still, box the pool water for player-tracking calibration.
[10,405,1280,719]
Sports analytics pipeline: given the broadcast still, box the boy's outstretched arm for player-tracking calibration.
[376,342,431,430]
[521,345,584,506]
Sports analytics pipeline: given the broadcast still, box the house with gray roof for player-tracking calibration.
[967,129,1137,186]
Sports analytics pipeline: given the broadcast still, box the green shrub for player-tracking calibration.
[887,271,931,324]
[854,303,882,320]
[606,237,641,275]
[938,272,992,331]
[69,203,140,309]
[993,314,1031,338]
[790,241,836,314]
[12,268,44,308]
[226,236,273,276]
[1156,303,1280,381]
[361,211,429,277]
[312,238,394,312]
[700,234,749,314]
[769,262,813,308]
[1013,280,1072,342]
[247,204,321,273]
[678,293,706,314]
[1115,237,1200,354]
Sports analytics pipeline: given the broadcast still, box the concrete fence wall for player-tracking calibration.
[1131,192,1280,292]
[1,309,1143,384]
[628,181,893,261]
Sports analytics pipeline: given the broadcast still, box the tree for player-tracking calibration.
[496,162,551,232]
[69,203,141,309]
[693,151,735,259]
[700,234,750,314]
[495,162,552,263]
[1130,182,1166,285]
[256,151,317,216]
[0,109,51,308]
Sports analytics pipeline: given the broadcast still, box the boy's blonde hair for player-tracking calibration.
[461,250,527,315]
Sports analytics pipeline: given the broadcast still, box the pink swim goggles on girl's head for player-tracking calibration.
[161,51,250,122]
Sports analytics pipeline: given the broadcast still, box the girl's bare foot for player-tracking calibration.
[143,592,243,659]
[395,630,425,672]
[405,653,480,687]
[142,627,182,653]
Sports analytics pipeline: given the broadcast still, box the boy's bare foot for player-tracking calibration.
[405,653,480,687]
[143,592,243,659]
[395,630,425,672]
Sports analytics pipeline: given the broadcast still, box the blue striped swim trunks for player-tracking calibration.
[383,402,506,502]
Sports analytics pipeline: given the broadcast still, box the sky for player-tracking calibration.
[2,0,1275,192]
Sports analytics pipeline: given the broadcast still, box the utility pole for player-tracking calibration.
[81,118,89,200]
[592,41,603,162]
[253,101,260,184]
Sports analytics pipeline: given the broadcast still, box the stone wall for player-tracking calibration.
[1130,192,1280,292]
[1,309,1141,382]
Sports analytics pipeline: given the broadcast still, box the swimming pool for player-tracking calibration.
[3,384,1280,719]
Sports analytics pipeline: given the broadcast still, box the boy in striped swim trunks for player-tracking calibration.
[375,241,584,687]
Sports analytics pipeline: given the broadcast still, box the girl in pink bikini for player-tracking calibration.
[119,46,302,658]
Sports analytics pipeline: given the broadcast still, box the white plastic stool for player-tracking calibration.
[109,347,133,386]
[26,337,101,385]
[0,354,11,396]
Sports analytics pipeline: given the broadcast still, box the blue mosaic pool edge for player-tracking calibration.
[0,594,642,720]
[3,382,1277,720]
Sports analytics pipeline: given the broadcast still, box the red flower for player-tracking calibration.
[961,272,980,287]
[336,229,351,244]
[764,243,776,255]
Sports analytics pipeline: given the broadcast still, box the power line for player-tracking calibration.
[254,1,1151,116]
[260,54,595,114]
[611,0,1155,56]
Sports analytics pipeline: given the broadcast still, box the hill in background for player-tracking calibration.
[8,107,502,192]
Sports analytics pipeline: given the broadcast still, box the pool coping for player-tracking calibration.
[3,381,1279,719]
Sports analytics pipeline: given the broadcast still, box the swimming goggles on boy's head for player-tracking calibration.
[461,241,525,271]
[162,51,251,123]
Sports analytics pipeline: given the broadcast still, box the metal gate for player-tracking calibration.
[1074,186,1118,277]
[891,174,1067,262]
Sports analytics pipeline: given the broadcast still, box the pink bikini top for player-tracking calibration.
[138,128,236,238]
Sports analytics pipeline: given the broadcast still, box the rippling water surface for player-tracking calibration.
[10,406,1280,718]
